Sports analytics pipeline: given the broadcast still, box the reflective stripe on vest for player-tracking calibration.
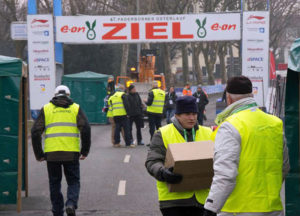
[147,89,165,114]
[109,91,127,116]
[213,108,283,212]
[44,102,80,153]
[158,123,212,204]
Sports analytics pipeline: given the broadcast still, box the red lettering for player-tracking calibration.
[172,22,193,39]
[61,25,68,33]
[221,24,228,30]
[102,23,127,40]
[211,23,219,31]
[77,27,85,33]
[146,22,167,39]
[71,27,77,33]
[228,24,236,30]
[131,23,139,39]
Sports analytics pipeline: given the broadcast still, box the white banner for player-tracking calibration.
[56,13,241,44]
[242,11,270,106]
[27,15,56,111]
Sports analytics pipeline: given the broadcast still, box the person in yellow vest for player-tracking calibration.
[145,96,213,216]
[31,85,91,216]
[103,94,125,146]
[203,76,290,216]
[145,81,166,140]
[108,84,132,147]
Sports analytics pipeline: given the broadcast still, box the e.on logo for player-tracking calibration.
[60,25,86,33]
[211,23,236,31]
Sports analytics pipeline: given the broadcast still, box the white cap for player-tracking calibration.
[55,85,70,96]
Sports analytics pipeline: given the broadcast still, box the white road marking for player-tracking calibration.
[123,154,131,163]
[118,180,126,196]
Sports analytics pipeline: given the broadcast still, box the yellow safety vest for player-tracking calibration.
[109,91,127,117]
[212,108,283,212]
[106,103,113,118]
[147,88,166,114]
[44,102,80,153]
[158,123,212,204]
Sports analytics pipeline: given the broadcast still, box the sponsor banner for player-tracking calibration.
[27,14,56,111]
[56,13,241,43]
[242,11,270,106]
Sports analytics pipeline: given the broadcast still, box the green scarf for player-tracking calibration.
[215,97,258,125]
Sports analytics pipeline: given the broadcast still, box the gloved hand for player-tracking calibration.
[161,167,183,184]
[203,208,217,216]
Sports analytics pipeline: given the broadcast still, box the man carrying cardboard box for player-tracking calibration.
[145,96,213,216]
[203,76,290,216]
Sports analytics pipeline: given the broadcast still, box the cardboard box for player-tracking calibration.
[165,141,214,192]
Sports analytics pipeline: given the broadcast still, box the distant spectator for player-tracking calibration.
[145,81,166,141]
[182,83,192,96]
[127,85,144,145]
[193,85,209,125]
[164,86,177,124]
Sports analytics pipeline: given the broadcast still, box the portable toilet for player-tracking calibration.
[62,71,110,124]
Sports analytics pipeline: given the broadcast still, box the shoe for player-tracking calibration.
[138,141,144,145]
[130,144,136,148]
[66,206,76,216]
[113,144,121,148]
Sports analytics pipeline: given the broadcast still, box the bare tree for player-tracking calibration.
[153,0,190,86]
[246,0,300,62]
[0,0,27,59]
[192,43,203,84]
[218,42,227,84]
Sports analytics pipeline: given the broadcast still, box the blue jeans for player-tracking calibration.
[166,109,176,124]
[47,161,80,216]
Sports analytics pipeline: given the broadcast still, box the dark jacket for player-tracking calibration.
[127,92,143,116]
[165,91,177,110]
[31,96,91,161]
[145,117,202,209]
[193,90,209,111]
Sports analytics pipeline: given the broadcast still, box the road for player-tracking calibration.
[0,94,221,216]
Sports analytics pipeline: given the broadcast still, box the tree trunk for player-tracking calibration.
[207,62,215,85]
[181,43,189,84]
[120,44,129,76]
[228,43,234,78]
[218,43,227,84]
[15,41,26,59]
[202,42,217,85]
[219,52,226,84]
[192,43,203,84]
[162,43,173,87]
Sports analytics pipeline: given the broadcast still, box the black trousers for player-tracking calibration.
[129,115,143,143]
[160,206,204,216]
[197,108,205,126]
[148,113,162,139]
[47,161,80,216]
[114,116,131,146]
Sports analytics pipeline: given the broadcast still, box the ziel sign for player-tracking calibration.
[56,13,240,44]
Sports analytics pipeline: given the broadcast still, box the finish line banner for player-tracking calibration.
[56,13,241,44]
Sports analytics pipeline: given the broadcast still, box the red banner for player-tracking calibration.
[269,50,276,80]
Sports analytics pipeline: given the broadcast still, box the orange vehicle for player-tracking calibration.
[116,49,166,100]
